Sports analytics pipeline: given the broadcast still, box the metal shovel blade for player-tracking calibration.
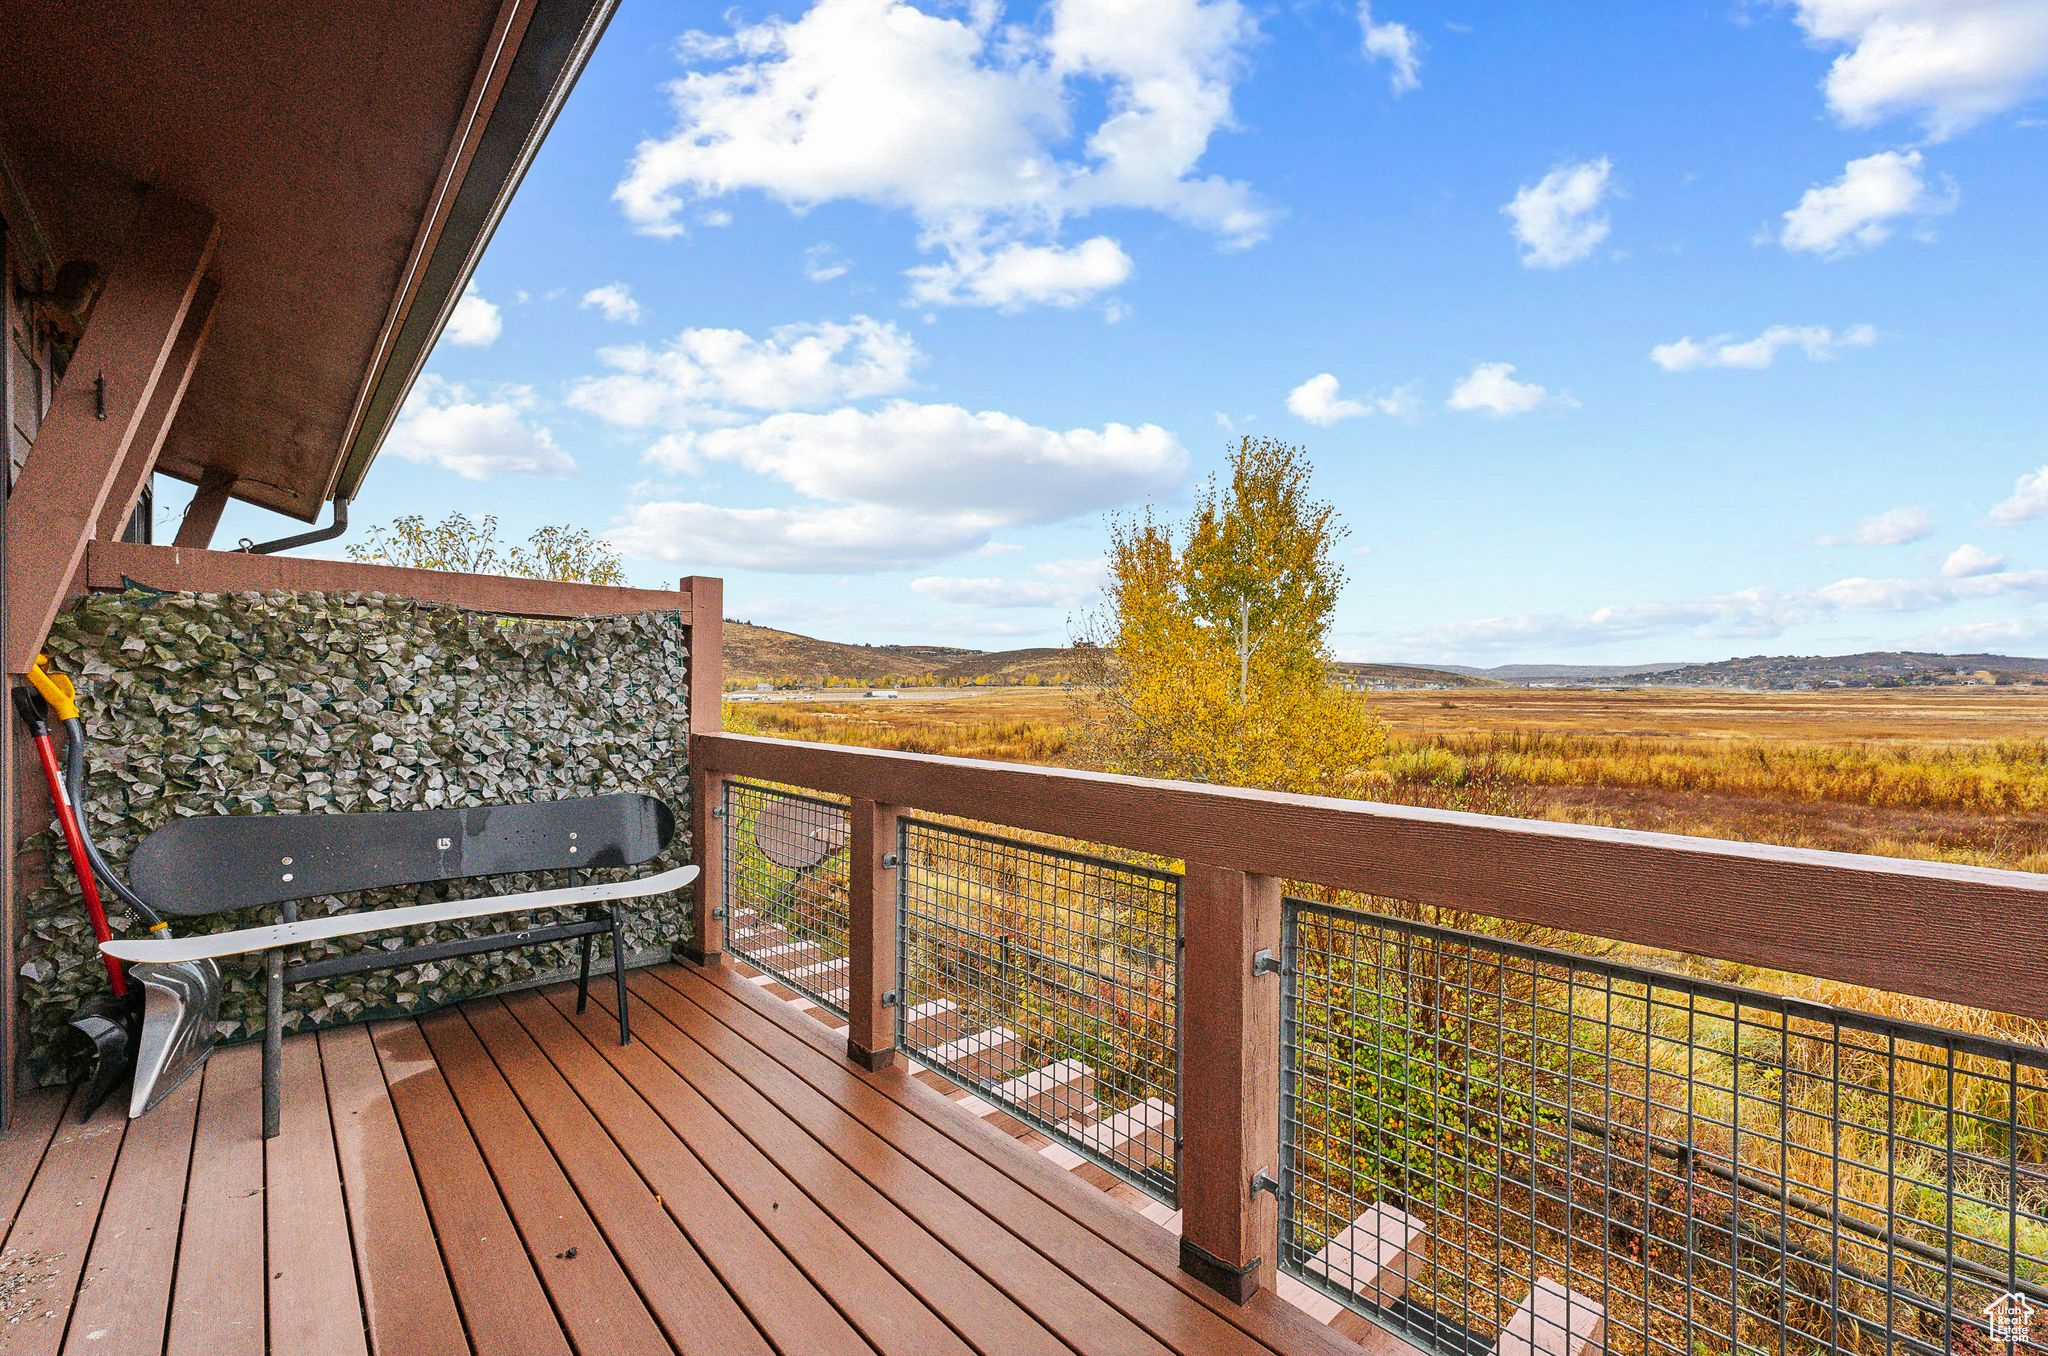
[127,957,223,1118]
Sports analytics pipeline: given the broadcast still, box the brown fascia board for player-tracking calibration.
[325,0,619,511]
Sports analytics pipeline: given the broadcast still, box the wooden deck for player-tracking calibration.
[0,961,1378,1355]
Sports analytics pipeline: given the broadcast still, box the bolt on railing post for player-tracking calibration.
[847,797,902,1071]
[681,767,726,966]
[1178,861,1282,1304]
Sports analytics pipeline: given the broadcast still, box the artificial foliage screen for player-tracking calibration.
[18,586,695,1083]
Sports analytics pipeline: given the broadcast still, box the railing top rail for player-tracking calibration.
[695,731,2048,1021]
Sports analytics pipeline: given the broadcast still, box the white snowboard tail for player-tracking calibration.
[102,865,699,965]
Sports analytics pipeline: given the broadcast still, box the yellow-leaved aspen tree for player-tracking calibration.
[1076,437,1385,795]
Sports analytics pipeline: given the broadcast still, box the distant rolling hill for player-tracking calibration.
[725,623,1085,686]
[1332,662,1499,689]
[1634,651,2048,690]
[1419,661,1693,682]
[725,623,2048,693]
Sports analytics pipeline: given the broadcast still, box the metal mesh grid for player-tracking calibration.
[1281,898,2048,1356]
[722,780,852,1017]
[897,818,1182,1202]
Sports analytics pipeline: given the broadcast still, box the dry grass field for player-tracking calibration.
[726,684,2048,871]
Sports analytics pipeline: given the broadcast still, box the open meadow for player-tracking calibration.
[727,683,2048,872]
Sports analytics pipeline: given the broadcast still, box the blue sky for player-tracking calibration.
[188,0,2048,664]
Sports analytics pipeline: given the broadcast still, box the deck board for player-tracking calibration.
[568,983,1075,1356]
[319,1024,468,1356]
[620,969,1181,1355]
[510,989,971,1355]
[650,967,1286,1355]
[452,1001,787,1355]
[372,1019,565,1356]
[267,1034,369,1356]
[675,963,1397,1356]
[415,1010,683,1356]
[0,1086,67,1235]
[168,1043,267,1356]
[0,962,1387,1354]
[61,1076,200,1356]
[0,1089,124,1356]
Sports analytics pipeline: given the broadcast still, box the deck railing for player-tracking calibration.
[722,779,854,1016]
[898,815,1183,1201]
[691,732,2048,1356]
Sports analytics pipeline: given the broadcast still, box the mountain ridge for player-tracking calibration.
[722,622,2048,691]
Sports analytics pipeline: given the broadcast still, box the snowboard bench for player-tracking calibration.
[102,793,693,1137]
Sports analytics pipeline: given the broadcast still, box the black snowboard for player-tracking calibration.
[129,793,677,917]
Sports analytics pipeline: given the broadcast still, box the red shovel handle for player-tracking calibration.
[29,729,126,997]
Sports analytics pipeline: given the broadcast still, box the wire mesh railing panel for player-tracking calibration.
[722,779,851,1017]
[898,818,1182,1202]
[1280,898,2048,1356]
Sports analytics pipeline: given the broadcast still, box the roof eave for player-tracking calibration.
[326,0,619,510]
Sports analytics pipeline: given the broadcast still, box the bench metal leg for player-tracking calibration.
[610,904,630,1045]
[576,931,594,1014]
[263,950,284,1139]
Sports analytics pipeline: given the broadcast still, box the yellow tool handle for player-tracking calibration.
[27,654,79,721]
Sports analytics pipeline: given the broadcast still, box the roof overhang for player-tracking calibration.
[0,0,615,523]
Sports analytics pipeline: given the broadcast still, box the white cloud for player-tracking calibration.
[1779,150,1956,258]
[1502,158,1613,269]
[616,0,1264,308]
[1446,362,1570,417]
[1943,543,2007,578]
[1924,616,2048,649]
[1359,4,1420,94]
[1815,506,1934,546]
[569,316,921,427]
[1287,374,1363,425]
[804,243,850,282]
[1403,587,1810,654]
[1787,0,2048,139]
[613,403,1185,572]
[608,502,990,571]
[1650,323,1878,372]
[1395,565,2048,656]
[1812,574,1948,610]
[1821,569,2048,609]
[1285,373,1418,426]
[1990,466,2048,525]
[385,377,575,480]
[445,284,503,347]
[911,557,1106,608]
[662,400,1185,520]
[907,236,1133,310]
[580,282,644,324]
[910,576,1073,607]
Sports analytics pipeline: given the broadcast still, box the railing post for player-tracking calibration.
[683,767,726,966]
[846,797,901,1071]
[682,575,724,967]
[1178,862,1282,1303]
